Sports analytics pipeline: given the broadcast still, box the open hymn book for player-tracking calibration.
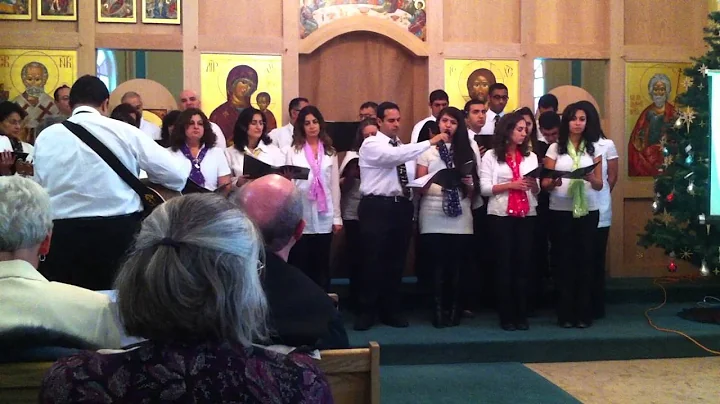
[242,155,310,180]
[522,162,599,179]
[407,160,475,189]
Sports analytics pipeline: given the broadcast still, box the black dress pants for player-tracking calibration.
[488,215,535,325]
[357,196,413,317]
[472,204,494,310]
[550,210,599,324]
[592,226,610,318]
[288,233,333,291]
[529,201,551,312]
[343,219,362,304]
[39,212,143,291]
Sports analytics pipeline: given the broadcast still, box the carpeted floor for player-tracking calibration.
[346,302,720,365]
[527,357,720,404]
[382,362,581,404]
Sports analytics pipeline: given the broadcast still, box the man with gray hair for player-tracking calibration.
[628,72,677,176]
[232,174,349,349]
[121,91,161,140]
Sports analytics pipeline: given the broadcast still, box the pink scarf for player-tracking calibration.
[506,148,530,217]
[303,141,328,213]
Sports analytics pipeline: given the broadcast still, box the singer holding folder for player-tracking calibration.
[225,107,284,187]
[542,103,603,329]
[286,106,342,290]
[415,107,480,328]
[480,112,539,331]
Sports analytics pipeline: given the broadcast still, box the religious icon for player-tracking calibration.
[299,0,428,41]
[37,0,77,21]
[626,62,690,177]
[142,0,180,25]
[201,54,283,144]
[444,59,519,112]
[256,92,277,132]
[97,0,136,23]
[0,0,31,20]
[0,49,77,143]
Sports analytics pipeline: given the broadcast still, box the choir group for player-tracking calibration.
[0,76,618,334]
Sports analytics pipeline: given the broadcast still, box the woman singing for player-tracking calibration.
[480,112,539,331]
[225,107,284,187]
[576,100,619,319]
[542,103,603,329]
[0,101,33,176]
[286,105,342,290]
[169,108,231,192]
[341,118,378,308]
[416,107,479,327]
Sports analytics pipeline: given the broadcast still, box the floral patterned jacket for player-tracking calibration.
[40,340,334,403]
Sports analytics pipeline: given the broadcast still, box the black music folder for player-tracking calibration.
[523,162,599,179]
[243,155,310,180]
[408,161,474,189]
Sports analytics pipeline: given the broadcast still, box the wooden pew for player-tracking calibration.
[1,342,381,404]
[0,361,52,404]
[315,341,381,404]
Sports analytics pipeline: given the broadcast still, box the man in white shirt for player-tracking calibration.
[480,83,509,136]
[268,97,309,151]
[178,89,226,149]
[464,97,489,153]
[410,89,449,144]
[34,75,191,290]
[354,102,448,331]
[122,91,162,141]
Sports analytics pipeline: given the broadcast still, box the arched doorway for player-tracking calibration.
[299,31,428,143]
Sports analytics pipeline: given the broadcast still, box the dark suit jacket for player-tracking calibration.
[262,253,349,350]
[533,140,550,210]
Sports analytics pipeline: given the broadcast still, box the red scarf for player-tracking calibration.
[506,149,530,217]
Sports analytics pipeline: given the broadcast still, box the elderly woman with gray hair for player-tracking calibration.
[0,176,121,352]
[40,194,333,403]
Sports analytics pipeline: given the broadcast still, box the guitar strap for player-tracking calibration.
[62,121,162,216]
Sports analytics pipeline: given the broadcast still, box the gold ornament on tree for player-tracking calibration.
[678,106,697,133]
[680,248,693,260]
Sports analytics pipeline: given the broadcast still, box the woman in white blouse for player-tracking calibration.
[542,103,603,329]
[225,107,284,188]
[480,112,539,331]
[0,101,33,176]
[416,107,479,328]
[577,101,619,320]
[286,105,342,290]
[340,118,378,307]
[168,108,231,192]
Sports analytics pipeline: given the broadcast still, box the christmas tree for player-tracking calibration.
[637,11,720,277]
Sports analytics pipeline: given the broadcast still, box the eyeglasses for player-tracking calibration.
[492,95,509,101]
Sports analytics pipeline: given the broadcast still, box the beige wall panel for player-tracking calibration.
[621,199,698,277]
[199,0,283,38]
[443,0,520,43]
[624,0,708,47]
[534,0,609,46]
[95,23,182,50]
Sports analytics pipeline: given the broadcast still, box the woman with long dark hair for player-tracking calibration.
[575,101,619,319]
[168,108,231,192]
[110,103,141,128]
[415,106,479,327]
[225,107,284,188]
[542,102,603,329]
[341,118,378,307]
[286,105,342,290]
[480,112,540,331]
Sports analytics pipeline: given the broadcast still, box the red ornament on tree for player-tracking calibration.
[668,259,678,272]
[666,192,675,202]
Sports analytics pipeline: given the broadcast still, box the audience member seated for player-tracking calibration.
[40,194,333,403]
[109,103,141,128]
[232,174,350,350]
[0,176,122,353]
